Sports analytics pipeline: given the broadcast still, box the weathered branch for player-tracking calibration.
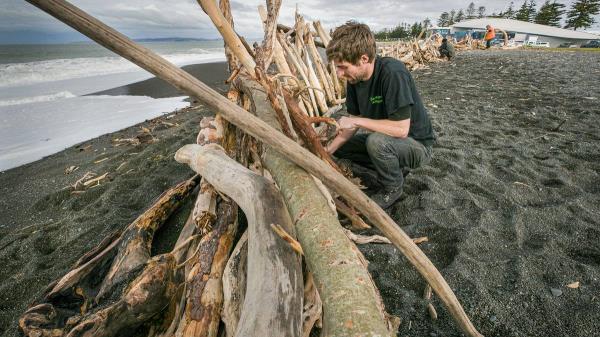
[95,176,199,301]
[175,199,237,337]
[175,143,303,337]
[197,0,255,75]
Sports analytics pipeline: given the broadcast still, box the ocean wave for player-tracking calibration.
[0,91,76,107]
[0,52,225,88]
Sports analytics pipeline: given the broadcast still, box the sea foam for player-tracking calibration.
[0,51,224,88]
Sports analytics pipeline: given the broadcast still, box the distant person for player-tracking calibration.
[484,24,495,49]
[439,38,455,60]
[325,21,436,208]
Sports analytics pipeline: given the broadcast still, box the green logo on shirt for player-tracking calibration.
[370,96,383,104]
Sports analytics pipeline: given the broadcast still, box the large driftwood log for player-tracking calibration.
[175,143,303,337]
[45,175,198,302]
[221,231,248,337]
[27,2,482,336]
[62,254,178,337]
[20,176,199,337]
[235,78,391,336]
[175,199,237,337]
[96,177,200,301]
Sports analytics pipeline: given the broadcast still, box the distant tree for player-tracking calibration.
[478,6,487,18]
[410,22,423,36]
[449,9,457,25]
[515,0,536,21]
[504,2,516,18]
[375,22,418,39]
[456,9,466,22]
[466,2,477,18]
[528,0,538,20]
[423,18,432,29]
[564,0,600,30]
[438,12,450,26]
[535,1,566,26]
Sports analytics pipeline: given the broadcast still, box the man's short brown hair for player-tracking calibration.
[326,21,376,65]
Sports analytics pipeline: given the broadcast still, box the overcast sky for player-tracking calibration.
[1,0,598,44]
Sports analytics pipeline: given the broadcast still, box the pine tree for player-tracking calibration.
[504,2,516,18]
[466,2,477,18]
[438,12,450,26]
[535,1,566,26]
[410,22,423,37]
[564,0,600,30]
[456,9,466,22]
[515,0,531,20]
[478,6,487,18]
[515,0,537,21]
[449,9,457,25]
[528,0,538,21]
[423,18,432,29]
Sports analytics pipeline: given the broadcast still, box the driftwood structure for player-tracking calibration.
[20,1,484,337]
[378,36,445,71]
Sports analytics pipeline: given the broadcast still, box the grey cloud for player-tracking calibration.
[1,0,597,43]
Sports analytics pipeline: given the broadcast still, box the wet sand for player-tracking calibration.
[92,62,230,98]
[1,50,599,337]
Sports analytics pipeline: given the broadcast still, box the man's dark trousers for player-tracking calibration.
[334,132,432,190]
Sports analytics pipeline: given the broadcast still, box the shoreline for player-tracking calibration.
[90,61,229,99]
[0,61,229,172]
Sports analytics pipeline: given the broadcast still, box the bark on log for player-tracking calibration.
[258,6,293,79]
[313,21,331,47]
[254,0,281,70]
[175,199,237,337]
[175,143,303,337]
[235,78,391,336]
[218,0,238,72]
[278,33,319,116]
[19,176,199,337]
[306,30,335,105]
[26,3,482,335]
[64,254,178,337]
[221,231,248,337]
[96,176,200,301]
[44,175,198,303]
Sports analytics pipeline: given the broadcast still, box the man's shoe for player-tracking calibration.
[370,185,403,209]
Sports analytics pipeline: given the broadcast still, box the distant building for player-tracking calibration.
[450,18,599,47]
[428,25,451,37]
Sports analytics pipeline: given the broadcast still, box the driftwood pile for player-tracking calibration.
[20,1,484,337]
[377,34,446,71]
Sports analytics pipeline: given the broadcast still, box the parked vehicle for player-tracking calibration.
[558,42,578,48]
[581,40,600,48]
[524,40,550,47]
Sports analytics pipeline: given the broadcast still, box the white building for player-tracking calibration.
[450,18,599,47]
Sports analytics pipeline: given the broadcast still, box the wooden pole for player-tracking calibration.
[26,2,482,336]
[197,0,256,75]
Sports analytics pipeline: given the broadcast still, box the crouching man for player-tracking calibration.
[325,21,436,208]
[439,38,455,60]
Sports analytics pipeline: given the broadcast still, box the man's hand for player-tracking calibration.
[338,116,358,130]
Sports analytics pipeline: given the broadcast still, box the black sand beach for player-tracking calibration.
[1,50,599,337]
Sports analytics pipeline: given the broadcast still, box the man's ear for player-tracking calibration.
[360,54,370,64]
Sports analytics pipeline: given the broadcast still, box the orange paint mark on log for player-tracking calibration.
[321,239,333,247]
